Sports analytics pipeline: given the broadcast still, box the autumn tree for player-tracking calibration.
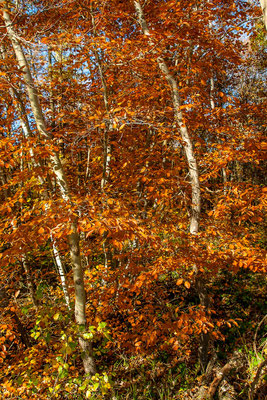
[0,0,266,398]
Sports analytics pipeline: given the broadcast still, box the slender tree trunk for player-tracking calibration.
[134,0,200,234]
[21,255,39,310]
[259,0,267,29]
[85,143,91,181]
[210,75,215,110]
[90,3,112,278]
[0,167,9,199]
[0,45,32,140]
[48,47,56,128]
[2,5,95,375]
[90,5,112,190]
[2,44,70,308]
[101,128,111,190]
[249,358,267,400]
[196,278,211,372]
[51,235,71,309]
[134,0,212,372]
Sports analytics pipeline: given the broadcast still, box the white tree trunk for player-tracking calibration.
[2,5,95,375]
[134,0,201,234]
[259,0,267,29]
[1,44,72,312]
[134,0,212,373]
[51,236,71,309]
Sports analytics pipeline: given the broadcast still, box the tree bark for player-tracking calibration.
[134,0,200,234]
[2,4,95,375]
[1,43,71,313]
[51,235,71,309]
[259,0,267,29]
[249,358,267,400]
[194,351,244,400]
[21,255,39,310]
[196,278,211,373]
[134,0,208,372]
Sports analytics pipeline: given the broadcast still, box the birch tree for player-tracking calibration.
[2,3,95,375]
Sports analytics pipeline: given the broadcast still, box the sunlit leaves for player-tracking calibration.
[0,0,265,397]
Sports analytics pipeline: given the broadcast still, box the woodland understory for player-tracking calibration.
[0,0,266,399]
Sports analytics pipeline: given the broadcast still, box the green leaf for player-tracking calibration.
[83,332,94,340]
[92,381,99,391]
[97,321,107,331]
[89,325,96,332]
